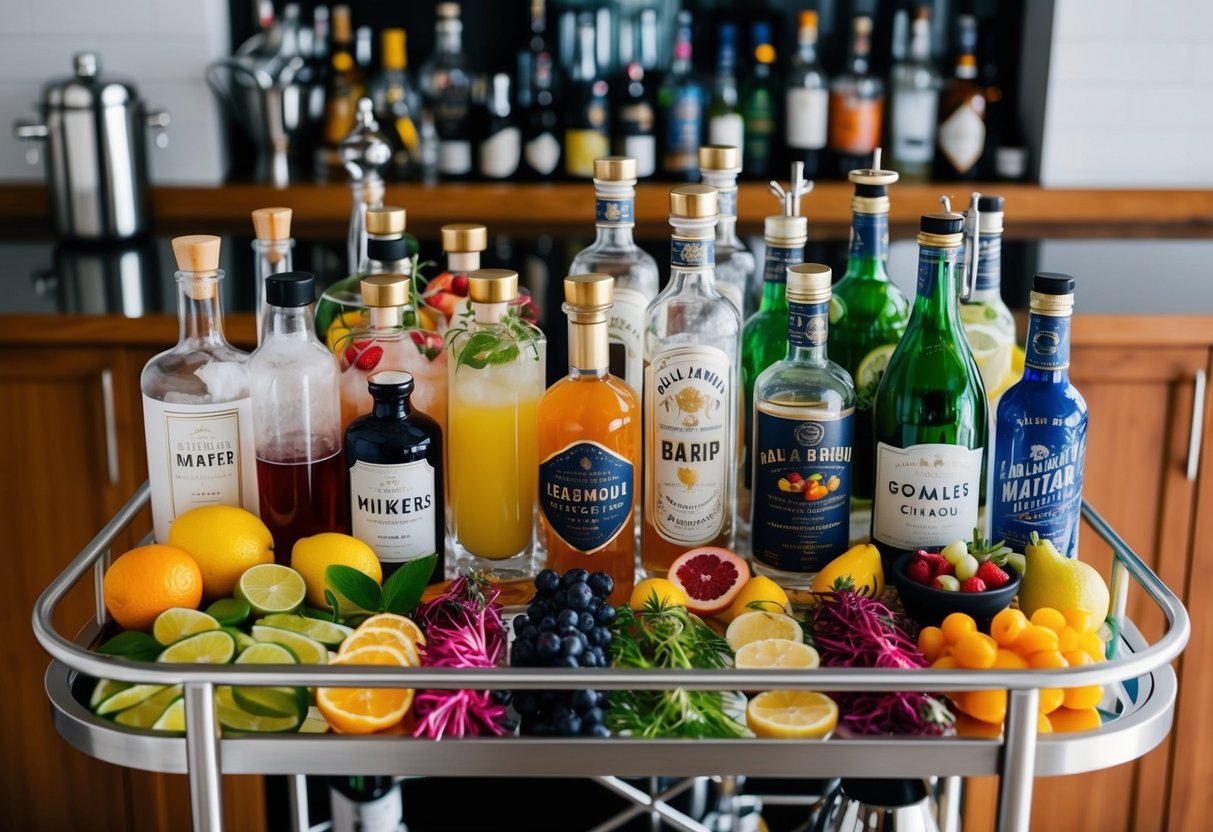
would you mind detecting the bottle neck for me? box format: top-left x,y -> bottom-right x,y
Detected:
669,217 -> 717,284
252,239 -> 294,281
473,300 -> 509,326
369,306 -> 403,330
911,244 -> 962,332
797,32 -> 817,65
1022,309 -> 1072,384
567,313 -> 609,377
574,27 -> 596,80
594,190 -> 637,246
846,210 -> 890,276
700,171 -> 740,246
973,230 -> 1002,293
176,272 -> 227,347
447,251 -> 480,273
786,297 -> 830,364
437,25 -> 461,55
758,241 -> 805,311
262,305 -> 315,343
372,393 -> 412,420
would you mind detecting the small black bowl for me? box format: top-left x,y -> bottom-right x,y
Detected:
891,552 -> 1020,631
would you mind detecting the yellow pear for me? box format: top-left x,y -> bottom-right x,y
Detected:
1018,534 -> 1109,624
811,543 -> 884,599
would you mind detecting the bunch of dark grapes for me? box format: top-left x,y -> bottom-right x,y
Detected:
510,568 -> 616,737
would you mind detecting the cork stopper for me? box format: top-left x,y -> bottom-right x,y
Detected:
361,274 -> 408,307
172,235 -> 221,272
564,273 -> 614,308
698,145 -> 741,172
670,185 -> 718,219
442,222 -> 488,253
468,269 -> 518,304
251,207 -> 292,241
593,156 -> 637,181
366,206 -> 406,236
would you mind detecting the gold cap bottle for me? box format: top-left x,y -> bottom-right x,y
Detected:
669,184 -> 718,220
467,268 -> 518,304
698,145 -> 741,172
593,156 -> 637,182
564,274 -> 613,372
442,222 -> 488,253
361,273 -> 408,307
366,206 -> 406,236
786,263 -> 833,304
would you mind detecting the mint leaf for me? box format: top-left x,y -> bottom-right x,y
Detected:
324,565 -> 383,613
97,631 -> 163,662
382,554 -> 437,615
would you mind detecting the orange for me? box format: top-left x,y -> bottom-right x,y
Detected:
1029,607 -> 1068,635
1048,706 -> 1101,733
1027,650 -> 1068,714
963,688 -> 1008,723
990,608 -> 1028,648
917,626 -> 946,662
1037,712 -> 1054,733
340,627 -> 421,665
1079,630 -> 1106,661
1012,624 -> 1059,656
1063,649 -> 1094,668
993,649 -> 1029,670
954,632 -> 998,670
941,612 -> 977,646
357,613 -> 427,647
103,544 -> 203,630
931,655 -> 958,670
1063,607 -> 1094,634
1063,685 -> 1103,710
955,712 -> 1002,738
1056,626 -> 1080,654
317,645 -> 413,734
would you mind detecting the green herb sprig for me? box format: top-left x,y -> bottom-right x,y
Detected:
444,300 -> 543,372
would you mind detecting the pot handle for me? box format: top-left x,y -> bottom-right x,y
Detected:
13,120 -> 49,165
145,109 -> 170,148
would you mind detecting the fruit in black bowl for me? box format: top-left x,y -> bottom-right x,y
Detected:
891,550 -> 1020,630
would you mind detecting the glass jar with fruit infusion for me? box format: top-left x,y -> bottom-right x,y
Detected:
447,269 -> 547,579
422,222 -> 488,321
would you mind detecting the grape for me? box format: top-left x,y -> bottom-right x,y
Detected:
535,569 -> 561,594
582,706 -> 604,727
553,655 -> 579,668
513,693 -> 538,715
587,724 -> 610,738
570,689 -> 597,713
554,713 -> 582,736
578,612 -> 596,632
560,636 -> 584,658
941,540 -> 969,565
556,609 -> 580,630
595,604 -> 617,626
955,554 -> 980,580
513,614 -> 532,635
589,627 -> 612,648
538,615 -> 557,632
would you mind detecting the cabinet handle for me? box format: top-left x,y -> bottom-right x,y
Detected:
1189,370 -> 1207,482
100,369 -> 119,487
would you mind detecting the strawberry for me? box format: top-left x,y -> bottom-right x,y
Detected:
906,558 -> 932,585
921,552 -> 949,577
937,560 -> 956,578
976,560 -> 1010,588
354,345 -> 384,370
959,577 -> 987,593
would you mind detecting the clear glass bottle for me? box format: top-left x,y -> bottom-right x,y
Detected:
538,274 -> 639,606
657,10 -> 705,181
250,272 -> 346,562
419,2 -> 473,179
251,206 -> 294,344
563,12 -> 610,179
141,236 -> 259,542
568,156 -> 659,395
828,15 -> 884,177
699,144 -> 756,319
888,8 -> 939,181
740,21 -> 776,180
613,8 -> 657,178
871,213 -> 987,574
338,98 -> 390,275
642,185 -> 741,576
960,195 -> 1016,401
707,23 -> 743,159
751,264 -> 856,586
785,11 -> 828,179
992,273 -> 1087,556
447,269 -> 547,578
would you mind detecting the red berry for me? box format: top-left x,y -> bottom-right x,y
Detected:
960,577 -> 987,593
451,274 -> 469,295
977,561 -> 1010,588
343,345 -> 358,366
788,473 -> 804,483
354,345 -> 384,370
906,559 -> 932,585
937,561 -> 956,577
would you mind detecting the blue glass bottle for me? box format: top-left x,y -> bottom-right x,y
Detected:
992,273 -> 1087,556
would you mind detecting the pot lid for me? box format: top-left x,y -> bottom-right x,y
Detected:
43,53 -> 140,110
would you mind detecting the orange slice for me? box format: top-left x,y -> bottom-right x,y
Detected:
357,613 -> 427,647
316,645 -> 413,734
339,626 -> 420,665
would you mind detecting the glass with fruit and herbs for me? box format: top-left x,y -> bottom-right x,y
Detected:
447,269 -> 547,579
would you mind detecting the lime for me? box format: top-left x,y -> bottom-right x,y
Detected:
215,686 -> 301,733
855,344 -> 897,397
828,296 -> 845,324
151,698 -> 186,732
232,642 -> 308,720
95,683 -> 170,716
221,626 -> 257,655
235,564 -> 307,616
114,685 -> 184,728
157,630 -> 236,664
960,302 -> 998,324
206,597 -> 252,627
89,679 -> 130,710
258,613 -> 354,649
299,706 -> 331,734
152,607 -> 220,646
251,625 -> 329,665
236,641 -> 299,664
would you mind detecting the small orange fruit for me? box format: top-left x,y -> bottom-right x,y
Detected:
1012,624 -> 1060,656
1048,706 -> 1101,733
1078,630 -> 1106,661
964,688 -> 1008,723
990,608 -> 1029,648
103,544 -> 203,630
1029,607 -> 1068,635
1063,607 -> 1094,634
917,626 -> 947,662
954,632 -> 998,670
1063,685 -> 1104,710
941,612 -> 977,646
1027,650 -> 1068,714
955,712 -> 1002,738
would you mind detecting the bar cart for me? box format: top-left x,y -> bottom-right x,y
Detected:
34,483 -> 1189,832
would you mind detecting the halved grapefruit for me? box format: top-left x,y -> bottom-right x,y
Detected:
667,547 -> 750,617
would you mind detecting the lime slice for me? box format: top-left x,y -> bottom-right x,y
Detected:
855,344 -> 897,397
89,679 -> 130,710
151,698 -> 186,732
235,564 -> 307,616
157,630 -> 236,664
95,683 -> 169,716
960,302 -> 999,324
828,296 -> 845,324
258,613 -> 354,649
114,685 -> 184,729
299,706 -> 331,734
251,625 -> 329,665
221,626 -> 257,655
236,641 -> 299,664
152,608 -> 220,646
215,686 -> 301,733
231,640 -> 308,720
206,597 -> 252,628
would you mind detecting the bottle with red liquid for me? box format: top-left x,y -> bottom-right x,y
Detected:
251,272 -> 348,561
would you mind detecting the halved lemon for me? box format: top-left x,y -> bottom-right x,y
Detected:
733,638 -> 820,670
745,690 -> 838,739
726,611 -> 805,653
316,645 -> 414,734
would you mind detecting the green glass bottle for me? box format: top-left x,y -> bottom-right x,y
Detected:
828,153 -> 909,500
870,212 -> 987,574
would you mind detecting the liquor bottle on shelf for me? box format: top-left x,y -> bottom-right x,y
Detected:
338,98 -> 390,275
520,48 -> 562,180
828,15 -> 883,178
305,6 -> 330,139
538,273 -> 640,606
785,11 -> 828,179
447,269 -> 546,579
887,7 -> 939,181
354,25 -> 372,82
751,264 -> 855,586
642,185 -> 741,576
478,73 -> 521,179
871,212 -> 987,573
960,195 -> 1016,400
568,156 -> 659,395
329,777 -> 405,832
699,144 -> 757,319
370,28 -> 421,180
828,150 -> 909,501
419,2 -> 473,180
564,12 -> 610,179
322,5 -> 359,160
141,236 -> 259,543
992,273 -> 1087,556
657,10 -> 705,181
251,206 -> 294,344
251,272 -> 347,562
936,14 -> 987,181
741,21 -> 777,180
707,23 -> 744,158
613,9 -> 657,178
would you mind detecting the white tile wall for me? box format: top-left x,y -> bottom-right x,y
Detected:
1040,0 -> 1213,187
0,0 -> 228,185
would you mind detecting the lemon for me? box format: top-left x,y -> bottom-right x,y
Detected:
963,322 -> 1013,394
114,685 -> 184,728
726,611 -> 805,652
746,690 -> 838,739
326,310 -> 370,355
855,344 -> 896,398
168,506 -> 274,598
259,613 -> 354,649
630,577 -> 689,610
810,543 -> 884,599
734,638 -> 820,670
725,576 -> 790,623
251,625 -> 329,665
151,698 -> 187,732
152,608 -> 220,646
1019,536 -> 1110,625
157,630 -> 236,664
291,533 -> 383,610
235,563 -> 307,616
95,683 -> 171,716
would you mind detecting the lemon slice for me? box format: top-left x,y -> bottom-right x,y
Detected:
357,613 -> 428,647
259,613 -> 354,649
215,686 -> 302,733
726,611 -> 805,653
236,564 -> 307,616
338,627 -> 420,665
746,690 -> 838,739
251,625 -> 329,664
114,685 -> 184,729
733,638 -> 820,670
299,705 -> 331,734
153,608 -> 220,646
152,698 -> 187,732
95,683 -> 170,716
855,344 -> 896,397
89,679 -> 130,710
157,630 -> 236,664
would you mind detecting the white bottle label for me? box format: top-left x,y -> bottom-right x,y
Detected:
873,442 -> 983,550
142,396 -> 259,543
479,126 -> 521,178
349,459 -> 437,563
438,139 -> 472,175
892,89 -> 938,164
938,104 -> 986,175
785,87 -> 828,150
330,784 -> 402,832
623,134 -> 657,178
708,113 -> 745,156
645,345 -> 733,545
526,131 -> 561,175
609,287 -> 649,395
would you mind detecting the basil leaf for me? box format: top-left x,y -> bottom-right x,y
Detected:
97,630 -> 163,662
324,565 -> 383,613
382,554 -> 438,615
456,331 -> 502,370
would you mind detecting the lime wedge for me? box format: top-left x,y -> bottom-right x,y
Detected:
215,686 -> 301,733
236,564 -> 307,616
855,343 -> 897,397
95,683 -> 169,716
206,597 -> 252,628
151,698 -> 187,732
300,706 -> 330,734
221,626 -> 257,655
114,685 -> 184,728
251,625 -> 328,665
152,608 -> 220,646
236,641 -> 299,664
232,641 -> 308,719
157,630 -> 236,664
258,613 -> 354,649
89,679 -> 130,710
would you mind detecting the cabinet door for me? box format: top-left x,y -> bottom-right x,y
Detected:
963,345 -> 1206,831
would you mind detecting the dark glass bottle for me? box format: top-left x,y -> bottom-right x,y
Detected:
828,15 -> 883,178
564,12 -> 610,178
613,9 -> 657,178
657,10 -> 705,180
935,15 -> 987,181
329,777 -> 404,832
345,371 -> 444,580
741,21 -> 777,179
521,49 -> 562,179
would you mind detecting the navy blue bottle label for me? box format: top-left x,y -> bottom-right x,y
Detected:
751,405 -> 854,573
788,301 -> 829,348
761,244 -> 804,284
848,212 -> 888,261
540,441 -> 634,554
671,238 -> 715,270
1025,313 -> 1072,370
718,188 -> 738,219
975,232 -> 1002,292
596,197 -> 634,226
665,89 -> 703,157
916,246 -> 959,297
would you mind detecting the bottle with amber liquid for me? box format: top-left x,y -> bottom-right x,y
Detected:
935,15 -> 987,181
827,15 -> 883,178
538,274 -> 639,606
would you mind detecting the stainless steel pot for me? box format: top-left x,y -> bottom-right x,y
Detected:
13,53 -> 168,240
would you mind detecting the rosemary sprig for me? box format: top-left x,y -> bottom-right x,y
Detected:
444,299 -> 544,373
